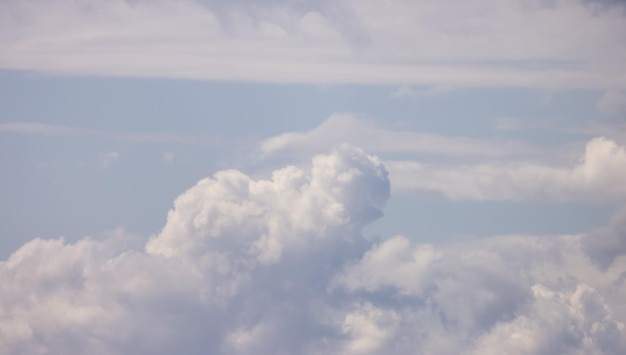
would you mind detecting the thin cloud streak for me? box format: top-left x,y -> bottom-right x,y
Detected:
260,114 -> 547,160
0,122 -> 251,145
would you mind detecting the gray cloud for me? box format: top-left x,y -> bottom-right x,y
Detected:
583,207 -> 626,270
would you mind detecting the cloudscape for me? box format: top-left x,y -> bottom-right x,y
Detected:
1,0 -> 625,354
3,147 -> 625,354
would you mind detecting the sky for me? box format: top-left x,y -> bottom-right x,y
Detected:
1,0 -> 626,354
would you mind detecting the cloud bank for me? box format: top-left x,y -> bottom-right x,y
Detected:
260,114 -> 541,159
1,146 -> 625,354
388,137 -> 626,202
1,0 -> 625,88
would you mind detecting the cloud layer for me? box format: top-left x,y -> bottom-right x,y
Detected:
2,0 -> 625,88
388,137 -> 626,202
1,146 -> 625,354
260,114 -> 541,159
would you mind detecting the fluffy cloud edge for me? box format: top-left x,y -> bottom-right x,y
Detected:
1,145 -> 625,354
387,136 -> 626,202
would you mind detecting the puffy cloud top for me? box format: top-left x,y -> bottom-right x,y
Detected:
0,146 -> 624,354
147,144 -> 389,263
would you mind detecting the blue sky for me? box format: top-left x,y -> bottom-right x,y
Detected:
1,1 -> 626,354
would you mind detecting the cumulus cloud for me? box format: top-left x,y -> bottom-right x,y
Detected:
390,85 -> 455,99
583,207 -> 626,270
388,136 -> 626,202
334,233 -> 626,354
260,114 -> 540,159
146,144 -> 389,264
1,0 -> 625,88
1,146 -> 625,354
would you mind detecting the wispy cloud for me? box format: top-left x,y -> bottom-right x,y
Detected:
163,152 -> 176,164
1,0 -> 624,88
0,122 -> 246,145
99,152 -> 120,170
390,85 -> 455,99
260,114 -> 545,159
387,137 -> 626,202
597,90 -> 626,117
0,122 -> 86,135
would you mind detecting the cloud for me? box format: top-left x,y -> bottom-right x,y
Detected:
597,90 -> 626,118
583,207 -> 626,270
390,85 -> 454,99
0,122 -> 241,144
260,114 -> 541,159
146,144 -> 390,263
1,146 -> 625,354
387,136 -> 626,202
554,121 -> 626,152
333,233 -> 626,354
100,152 -> 120,169
0,122 -> 86,135
493,117 -> 525,131
1,0 -> 625,88
163,152 -> 176,164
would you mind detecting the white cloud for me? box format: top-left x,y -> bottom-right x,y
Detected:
387,136 -> 626,202
597,90 -> 626,117
390,85 -> 455,99
146,145 -> 389,264
1,0 -> 625,88
163,152 -> 175,164
100,152 -> 120,169
260,114 -> 541,159
472,283 -> 626,355
0,122 -> 231,144
1,146 -> 625,354
334,232 -> 626,354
